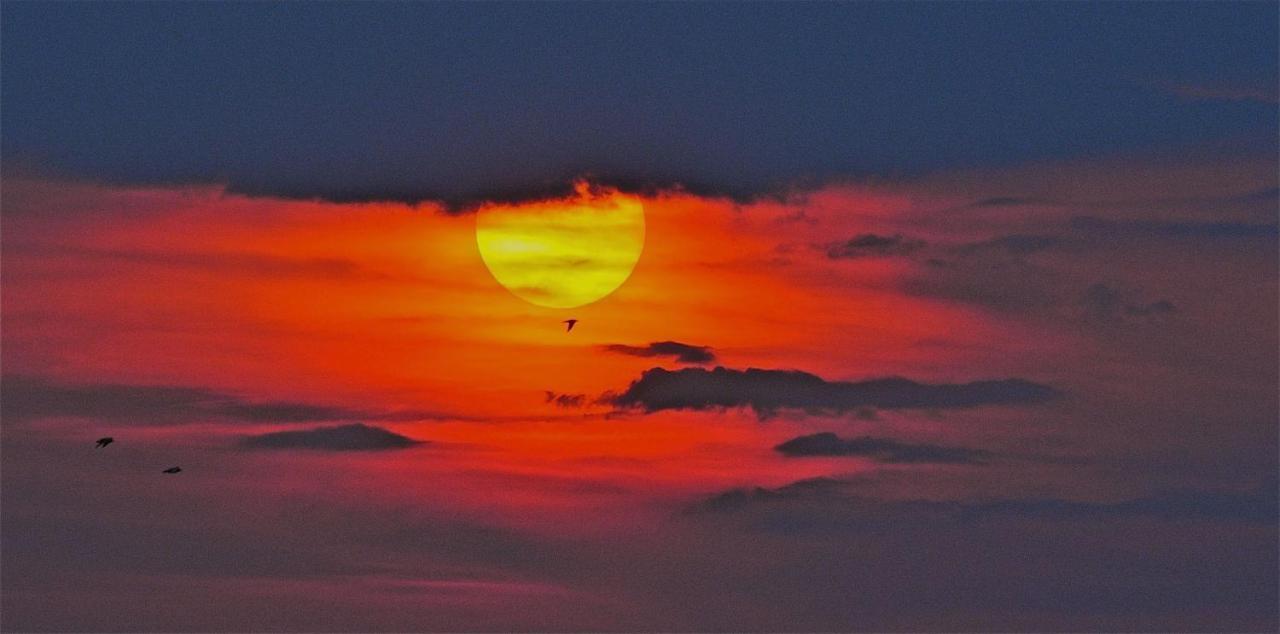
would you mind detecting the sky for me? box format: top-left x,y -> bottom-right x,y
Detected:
1,2 -> 1277,632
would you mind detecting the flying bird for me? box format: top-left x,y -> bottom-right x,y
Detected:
95,437 -> 114,448
162,466 -> 182,474
563,319 -> 578,332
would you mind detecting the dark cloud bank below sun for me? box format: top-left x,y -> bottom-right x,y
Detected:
606,367 -> 1057,417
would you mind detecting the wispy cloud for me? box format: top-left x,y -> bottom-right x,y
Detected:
824,233 -> 927,259
600,341 -> 716,365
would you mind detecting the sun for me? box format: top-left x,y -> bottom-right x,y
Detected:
475,182 -> 646,309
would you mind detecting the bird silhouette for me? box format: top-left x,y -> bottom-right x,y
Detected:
162,466 -> 182,474
95,437 -> 114,448
563,319 -> 578,332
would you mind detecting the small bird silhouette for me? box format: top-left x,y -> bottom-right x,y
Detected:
563,319 -> 578,332
95,437 -> 114,448
162,466 -> 182,474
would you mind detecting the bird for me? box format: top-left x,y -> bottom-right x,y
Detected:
562,319 -> 578,332
95,437 -> 114,448
162,466 -> 182,474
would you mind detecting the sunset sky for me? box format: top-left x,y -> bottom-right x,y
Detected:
2,3 -> 1277,632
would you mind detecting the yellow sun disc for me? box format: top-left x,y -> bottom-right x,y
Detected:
475,183 -> 646,309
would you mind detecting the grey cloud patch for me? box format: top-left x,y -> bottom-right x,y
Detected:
774,432 -> 991,464
969,196 -> 1042,208
695,476 -> 851,513
693,477 -> 1278,526
969,489 -> 1279,524
1070,215 -> 1279,239
238,424 -> 424,451
606,367 -> 1057,417
544,391 -> 588,408
0,375 -> 440,425
1159,81 -> 1280,104
1080,284 -> 1177,323
1124,300 -> 1177,317
825,233 -> 926,259
601,341 -> 716,365
955,234 -> 1063,257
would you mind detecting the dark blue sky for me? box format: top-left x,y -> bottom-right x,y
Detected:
3,2 -> 1276,206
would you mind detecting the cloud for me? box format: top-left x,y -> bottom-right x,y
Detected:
0,374 -> 439,426
544,391 -> 588,408
1070,216 -> 1279,239
1159,81 -> 1279,104
824,233 -> 927,259
1079,284 -> 1177,323
600,341 -> 716,365
774,432 -> 991,464
12,245 -> 401,282
955,234 -> 1063,257
968,196 -> 1042,208
238,424 -> 424,451
606,367 -> 1057,417
694,477 -> 1278,525
695,476 -> 851,513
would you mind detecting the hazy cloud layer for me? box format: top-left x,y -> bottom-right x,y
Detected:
1070,216 -> 1279,239
0,375 -> 436,426
695,477 -> 1279,525
607,367 -> 1057,416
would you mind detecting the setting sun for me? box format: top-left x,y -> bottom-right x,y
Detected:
474,182 -> 645,308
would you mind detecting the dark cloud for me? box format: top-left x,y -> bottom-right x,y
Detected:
970,196 -> 1042,208
774,432 -> 991,464
955,234 -> 1063,256
606,367 -> 1057,417
601,341 -> 716,365
694,477 -> 1278,525
969,489 -> 1278,524
0,374 -> 439,425
1070,215 -> 1279,239
544,391 -> 588,408
1124,300 -> 1177,318
1160,81 -> 1280,104
696,476 -> 851,513
238,423 -> 424,451
4,3 -> 1276,212
825,233 -> 927,259
1080,284 -> 1177,323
